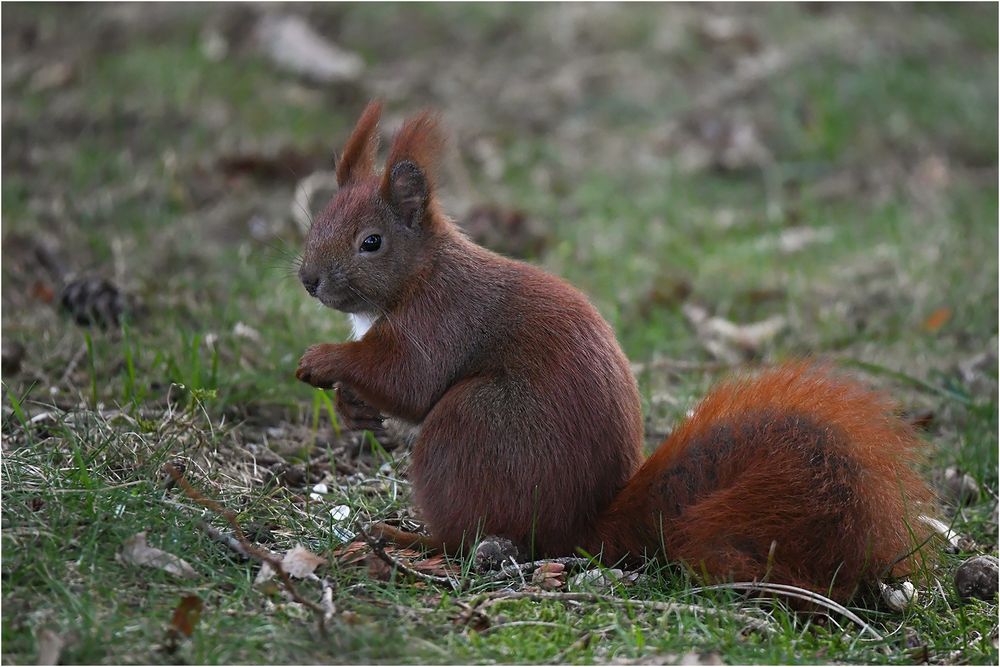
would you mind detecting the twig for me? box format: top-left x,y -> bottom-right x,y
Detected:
200,523 -> 255,560
358,526 -> 461,591
475,590 -> 774,634
163,463 -> 330,633
689,582 -> 882,640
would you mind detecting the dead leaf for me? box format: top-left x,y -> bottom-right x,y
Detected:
683,303 -> 786,362
411,554 -> 455,578
119,532 -> 198,579
35,627 -> 64,666
168,595 -> 203,639
254,14 -> 363,84
922,307 -> 952,333
282,545 -> 326,578
255,544 -> 326,584
331,540 -> 370,565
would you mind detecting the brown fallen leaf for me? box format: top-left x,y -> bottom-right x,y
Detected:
283,545 -> 327,578
168,595 -> 204,638
119,532 -> 198,579
331,540 -> 370,565
682,303 -> 786,362
922,307 -> 952,333
410,554 -> 456,579
255,544 -> 326,584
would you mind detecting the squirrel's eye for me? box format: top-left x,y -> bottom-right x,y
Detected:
360,234 -> 382,253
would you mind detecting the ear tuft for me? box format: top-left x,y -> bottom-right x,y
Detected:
387,161 -> 429,228
380,111 -> 445,218
336,99 -> 382,186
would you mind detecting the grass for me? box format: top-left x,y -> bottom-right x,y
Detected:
2,3 -> 997,664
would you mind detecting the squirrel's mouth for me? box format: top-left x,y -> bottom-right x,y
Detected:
317,290 -> 365,314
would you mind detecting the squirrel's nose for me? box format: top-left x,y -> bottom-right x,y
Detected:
300,273 -> 320,297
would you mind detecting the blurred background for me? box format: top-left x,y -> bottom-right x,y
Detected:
2,3 -> 997,663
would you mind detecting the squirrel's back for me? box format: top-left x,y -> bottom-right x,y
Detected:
409,237 -> 644,556
594,363 -> 934,602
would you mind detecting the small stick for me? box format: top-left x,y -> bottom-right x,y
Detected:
200,523 -> 256,560
358,526 -> 461,591
690,582 -> 881,640
163,464 -> 329,632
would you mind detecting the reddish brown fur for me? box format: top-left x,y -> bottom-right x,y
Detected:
298,103 -> 936,600
335,99 -> 382,186
594,363 -> 934,601
298,103 -> 643,557
379,111 -> 445,197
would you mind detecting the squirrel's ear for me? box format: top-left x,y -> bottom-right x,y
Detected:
335,100 -> 382,187
381,110 -> 444,227
386,161 -> 428,228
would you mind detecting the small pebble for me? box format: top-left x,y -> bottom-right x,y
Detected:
879,580 -> 918,611
308,492 -> 323,502
955,555 -> 999,601
329,504 -> 350,522
312,483 -> 328,495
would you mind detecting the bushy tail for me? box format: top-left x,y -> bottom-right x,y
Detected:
594,362 -> 936,603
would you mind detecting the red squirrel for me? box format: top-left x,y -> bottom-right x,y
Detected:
295,101 -> 935,603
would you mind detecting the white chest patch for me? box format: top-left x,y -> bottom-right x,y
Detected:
349,312 -> 379,340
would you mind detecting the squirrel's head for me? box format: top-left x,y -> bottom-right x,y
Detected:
299,100 -> 445,314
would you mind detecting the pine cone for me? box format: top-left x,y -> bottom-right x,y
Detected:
60,276 -> 131,327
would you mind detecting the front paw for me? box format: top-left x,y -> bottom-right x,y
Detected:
295,344 -> 337,389
336,384 -> 385,432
